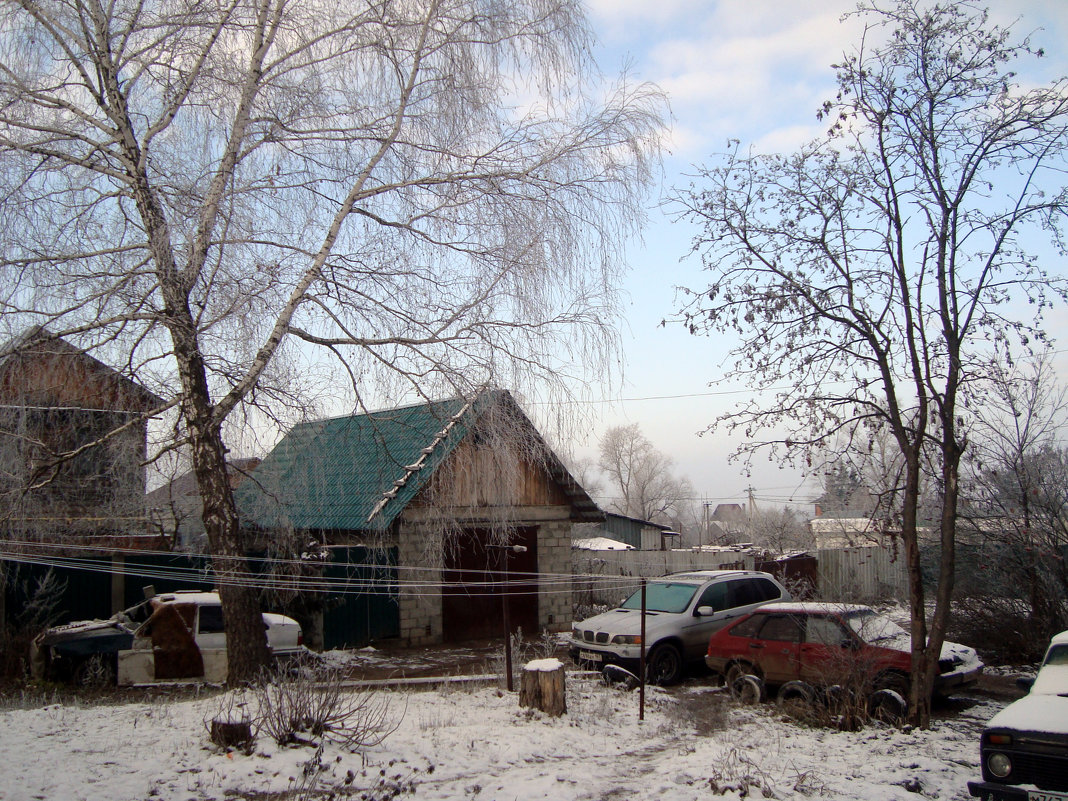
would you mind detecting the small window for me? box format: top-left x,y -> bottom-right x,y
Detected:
758,614 -> 803,643
697,581 -> 728,610
198,605 -> 225,634
1044,644 -> 1068,667
725,579 -> 764,609
805,615 -> 848,646
753,577 -> 784,602
730,614 -> 767,638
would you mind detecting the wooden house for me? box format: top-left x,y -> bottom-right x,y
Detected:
0,329 -> 162,541
236,389 -> 602,646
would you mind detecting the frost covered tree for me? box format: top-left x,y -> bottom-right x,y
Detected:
0,0 -> 664,681
675,1 -> 1068,724
598,424 -> 692,524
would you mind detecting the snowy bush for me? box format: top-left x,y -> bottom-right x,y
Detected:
252,657 -> 402,749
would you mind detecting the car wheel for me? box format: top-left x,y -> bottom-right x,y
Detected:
868,688 -> 907,725
73,654 -> 116,688
725,661 -> 756,690
647,643 -> 683,686
731,674 -> 765,704
777,680 -> 815,715
874,671 -> 909,696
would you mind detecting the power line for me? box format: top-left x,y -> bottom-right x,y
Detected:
0,541 -> 658,599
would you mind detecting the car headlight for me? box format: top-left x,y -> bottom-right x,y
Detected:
611,634 -> 642,645
986,752 -> 1012,779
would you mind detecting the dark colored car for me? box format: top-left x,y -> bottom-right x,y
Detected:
968,629 -> 1068,800
705,602 -> 982,698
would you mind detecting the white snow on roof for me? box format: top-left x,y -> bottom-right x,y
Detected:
572,536 -> 634,551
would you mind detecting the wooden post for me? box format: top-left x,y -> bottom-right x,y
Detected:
519,658 -> 566,716
639,578 -> 646,721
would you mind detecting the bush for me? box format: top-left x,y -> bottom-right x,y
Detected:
252,655 -> 402,749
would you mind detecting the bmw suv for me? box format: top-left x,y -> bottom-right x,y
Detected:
569,570 -> 789,684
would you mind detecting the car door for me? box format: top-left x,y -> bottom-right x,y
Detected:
798,613 -> 856,686
746,613 -> 803,684
679,580 -> 731,659
194,603 -> 229,682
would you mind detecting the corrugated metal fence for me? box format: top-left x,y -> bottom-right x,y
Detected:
572,546 -> 908,607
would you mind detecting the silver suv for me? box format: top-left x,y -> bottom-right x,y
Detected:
569,570 -> 790,684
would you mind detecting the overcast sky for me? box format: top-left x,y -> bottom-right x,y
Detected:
557,1 -> 1068,515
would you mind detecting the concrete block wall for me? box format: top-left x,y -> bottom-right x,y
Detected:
396,525 -> 443,646
537,519 -> 573,631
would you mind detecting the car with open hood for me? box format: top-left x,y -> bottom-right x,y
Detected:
704,606 -> 978,704
32,590 -> 303,685
704,602 -> 982,700
968,629 -> 1068,800
569,570 -> 790,684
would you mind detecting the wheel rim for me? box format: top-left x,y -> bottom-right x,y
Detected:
725,662 -> 751,688
649,646 -> 681,685
733,674 -> 764,704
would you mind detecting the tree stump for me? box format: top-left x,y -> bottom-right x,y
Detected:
210,717 -> 253,749
519,658 -> 566,716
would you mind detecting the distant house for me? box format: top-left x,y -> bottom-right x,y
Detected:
0,330 -> 165,631
0,329 -> 161,542
809,515 -> 886,549
236,389 -> 602,646
574,512 -> 673,550
146,457 -> 261,550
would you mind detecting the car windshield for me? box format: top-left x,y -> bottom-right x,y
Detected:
844,610 -> 907,643
620,582 -> 698,613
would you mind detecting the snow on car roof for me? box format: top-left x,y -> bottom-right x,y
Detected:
754,601 -> 874,615
1051,629 -> 1068,646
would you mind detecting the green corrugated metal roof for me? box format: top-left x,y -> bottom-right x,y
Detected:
236,394 -> 477,532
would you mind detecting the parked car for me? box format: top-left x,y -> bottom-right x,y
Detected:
705,602 -> 982,699
569,570 -> 790,684
968,629 -> 1068,799
32,590 -> 304,685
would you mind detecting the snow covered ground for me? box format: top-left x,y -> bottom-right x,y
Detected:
0,672 -> 1000,801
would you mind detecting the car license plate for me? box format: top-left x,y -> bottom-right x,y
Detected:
1030,792 -> 1068,801
579,650 -> 602,663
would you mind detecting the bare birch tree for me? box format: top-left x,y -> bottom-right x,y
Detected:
674,1 -> 1068,725
959,351 -> 1068,654
598,423 -> 692,524
0,0 -> 665,681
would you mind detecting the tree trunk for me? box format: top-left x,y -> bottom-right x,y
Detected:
519,660 -> 566,717
171,320 -> 270,684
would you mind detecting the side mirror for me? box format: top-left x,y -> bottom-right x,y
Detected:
1016,676 -> 1035,693
695,605 -> 716,617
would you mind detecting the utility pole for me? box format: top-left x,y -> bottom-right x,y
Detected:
747,486 -> 757,539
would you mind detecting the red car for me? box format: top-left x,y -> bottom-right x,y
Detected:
705,602 -> 982,698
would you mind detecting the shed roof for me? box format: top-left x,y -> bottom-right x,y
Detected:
237,389 -> 601,533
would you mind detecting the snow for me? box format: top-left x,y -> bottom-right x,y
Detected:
985,693 -> 1068,736
983,652 -> 1068,735
524,658 -> 563,672
0,674 -> 999,801
571,536 -> 634,550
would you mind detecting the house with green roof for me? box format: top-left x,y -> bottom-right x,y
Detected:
236,389 -> 602,647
